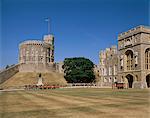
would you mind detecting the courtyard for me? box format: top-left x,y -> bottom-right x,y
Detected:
0,88 -> 149,118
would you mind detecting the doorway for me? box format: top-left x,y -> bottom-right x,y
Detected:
146,74 -> 150,88
126,74 -> 134,88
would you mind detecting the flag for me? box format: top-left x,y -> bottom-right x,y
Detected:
45,18 -> 50,22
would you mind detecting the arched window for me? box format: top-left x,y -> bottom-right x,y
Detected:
125,50 -> 133,70
145,48 -> 150,69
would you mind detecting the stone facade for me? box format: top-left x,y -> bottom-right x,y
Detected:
99,46 -> 118,87
99,25 -> 150,88
19,34 -> 55,72
118,25 -> 150,88
56,62 -> 64,74
0,64 -> 19,84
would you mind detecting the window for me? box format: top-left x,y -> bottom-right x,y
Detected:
109,66 -> 112,75
125,50 -> 133,70
113,65 -> 117,75
120,55 -> 123,69
145,48 -> 150,69
135,52 -> 138,65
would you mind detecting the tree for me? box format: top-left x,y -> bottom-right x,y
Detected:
62,57 -> 95,83
5,65 -> 10,69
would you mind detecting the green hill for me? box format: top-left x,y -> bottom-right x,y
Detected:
0,72 -> 67,89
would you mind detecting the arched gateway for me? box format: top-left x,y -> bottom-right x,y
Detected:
146,74 -> 150,88
126,74 -> 134,88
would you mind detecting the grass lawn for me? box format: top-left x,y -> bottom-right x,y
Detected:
0,88 -> 149,118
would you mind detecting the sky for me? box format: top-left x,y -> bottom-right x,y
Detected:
0,0 -> 149,69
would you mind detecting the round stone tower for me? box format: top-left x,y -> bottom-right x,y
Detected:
19,34 -> 55,72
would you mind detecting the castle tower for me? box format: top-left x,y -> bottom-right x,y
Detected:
118,26 -> 150,88
43,34 -> 54,64
19,34 -> 55,72
99,46 -> 118,86
18,18 -> 55,72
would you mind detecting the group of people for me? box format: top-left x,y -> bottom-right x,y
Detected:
24,85 -> 62,90
113,81 -> 128,89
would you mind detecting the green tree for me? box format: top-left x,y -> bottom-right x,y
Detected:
62,57 -> 95,83
5,65 -> 10,69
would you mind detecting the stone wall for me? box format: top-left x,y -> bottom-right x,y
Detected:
99,46 -> 118,84
117,26 -> 150,88
19,35 -> 55,65
56,62 -> 64,74
19,63 -> 55,72
0,64 -> 19,84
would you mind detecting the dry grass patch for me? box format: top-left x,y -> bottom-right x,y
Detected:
0,88 -> 149,118
0,72 -> 67,89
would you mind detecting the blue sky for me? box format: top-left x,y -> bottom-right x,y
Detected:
0,0 -> 149,69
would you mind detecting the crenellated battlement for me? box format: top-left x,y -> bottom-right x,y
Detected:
19,40 -> 43,47
118,25 -> 150,40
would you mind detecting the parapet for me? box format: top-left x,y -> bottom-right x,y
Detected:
118,25 -> 150,40
43,34 -> 54,40
19,40 -> 43,47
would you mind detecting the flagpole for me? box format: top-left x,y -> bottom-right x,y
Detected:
45,18 -> 50,34
48,18 -> 50,34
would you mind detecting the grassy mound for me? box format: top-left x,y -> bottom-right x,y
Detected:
0,72 -> 67,89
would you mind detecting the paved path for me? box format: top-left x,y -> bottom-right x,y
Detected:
0,88 -> 24,92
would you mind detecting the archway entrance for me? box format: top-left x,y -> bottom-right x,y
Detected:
126,74 -> 134,88
146,74 -> 150,88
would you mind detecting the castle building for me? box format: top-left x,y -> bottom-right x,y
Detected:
118,25 -> 150,88
99,46 -> 118,87
19,34 -> 55,72
99,26 -> 150,88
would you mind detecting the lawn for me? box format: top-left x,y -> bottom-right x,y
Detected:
0,88 -> 149,118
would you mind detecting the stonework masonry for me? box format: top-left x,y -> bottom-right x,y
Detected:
19,34 -> 55,72
0,34 -> 57,85
1,25 -> 150,89
0,64 -> 19,84
56,62 -> 64,74
99,46 -> 118,87
99,25 -> 150,88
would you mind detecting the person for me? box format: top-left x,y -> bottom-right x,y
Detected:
39,73 -> 41,78
114,78 -> 118,88
37,73 -> 44,86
